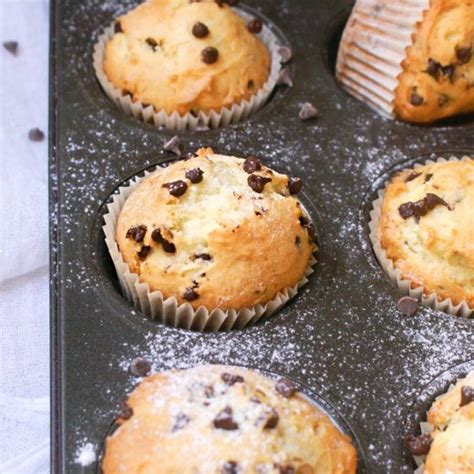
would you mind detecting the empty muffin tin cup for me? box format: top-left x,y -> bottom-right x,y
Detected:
102,169 -> 317,332
93,9 -> 285,130
369,155 -> 473,318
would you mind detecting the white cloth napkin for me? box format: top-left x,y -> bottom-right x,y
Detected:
0,0 -> 50,472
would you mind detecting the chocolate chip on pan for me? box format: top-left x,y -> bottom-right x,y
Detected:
3,41 -> 19,56
396,296 -> 419,316
299,102 -> 319,121
213,406 -> 239,430
28,128 -> 45,142
163,135 -> 182,156
243,156 -> 262,173
404,433 -> 432,455
192,22 -> 209,39
247,18 -> 263,34
163,180 -> 188,197
248,174 -> 271,193
117,400 -> 133,420
129,357 -> 151,377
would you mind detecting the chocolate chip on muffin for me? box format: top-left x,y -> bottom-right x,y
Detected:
201,46 -> 219,64
248,174 -> 271,193
213,406 -> 239,430
192,22 -> 209,39
137,245 -> 152,260
126,225 -> 147,243
247,18 -> 263,34
243,156 -> 262,173
186,167 -> 204,183
183,287 -> 199,301
460,386 -> 474,407
221,372 -> 244,385
288,177 -> 303,195
455,45 -> 472,64
275,378 -> 297,398
163,180 -> 188,197
129,357 -> 152,377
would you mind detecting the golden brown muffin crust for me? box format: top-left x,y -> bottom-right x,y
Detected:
102,365 -> 357,474
103,0 -> 271,115
394,0 -> 474,123
116,149 -> 315,311
378,159 -> 474,307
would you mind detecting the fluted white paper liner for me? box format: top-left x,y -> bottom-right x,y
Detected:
369,155 -> 473,318
336,0 -> 430,118
103,170 -> 316,332
93,9 -> 284,130
412,370 -> 474,472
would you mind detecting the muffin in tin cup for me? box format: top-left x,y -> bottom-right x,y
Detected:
369,155 -> 474,317
103,148 -> 317,331
102,364 -> 358,473
93,0 -> 286,130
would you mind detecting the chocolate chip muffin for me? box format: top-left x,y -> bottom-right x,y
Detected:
114,148 -> 315,312
404,372 -> 474,473
336,0 -> 474,123
102,0 -> 271,116
376,159 -> 474,308
102,365 -> 358,473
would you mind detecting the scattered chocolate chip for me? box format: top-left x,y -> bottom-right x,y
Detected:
398,193 -> 448,220
28,128 -> 45,142
441,65 -> 455,79
397,296 -> 419,316
114,21 -> 123,33
299,102 -> 319,120
460,386 -> 474,407
129,357 -> 151,377
137,245 -> 151,260
151,228 -> 163,244
201,46 -> 218,64
222,461 -> 240,474
126,225 -> 147,243
162,239 -> 176,253
183,287 -> 199,301
277,45 -> 292,63
185,167 -> 204,183
163,180 -> 188,197
221,373 -> 244,386
243,156 -> 262,173
426,58 -> 440,77
172,412 -> 190,432
288,177 -> 303,194
163,135 -> 182,156
248,174 -> 271,193
275,378 -> 297,398
194,253 -> 212,261
424,173 -> 433,183
213,406 -> 239,430
405,172 -> 421,182
117,400 -> 133,420
3,41 -> 18,56
404,433 -> 432,456
247,79 -> 254,89
192,22 -> 209,38
247,18 -> 263,34
277,68 -> 293,87
145,37 -> 158,51
263,408 -> 279,429
410,92 -> 423,106
455,45 -> 472,64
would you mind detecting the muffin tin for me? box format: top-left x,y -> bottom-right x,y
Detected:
50,0 -> 474,472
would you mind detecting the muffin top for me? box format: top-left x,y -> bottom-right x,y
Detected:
115,148 -> 315,311
103,0 -> 271,115
378,159 -> 474,307
394,0 -> 474,123
423,372 -> 474,474
102,365 -> 357,474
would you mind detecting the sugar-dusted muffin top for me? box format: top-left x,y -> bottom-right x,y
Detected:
103,0 -> 271,116
102,365 -> 357,474
115,148 -> 315,311
378,159 -> 474,307
395,0 -> 474,123
423,372 -> 474,474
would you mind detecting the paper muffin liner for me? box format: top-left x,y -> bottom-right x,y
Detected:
103,169 -> 317,332
336,0 -> 430,118
411,370 -> 474,472
369,155 -> 473,318
93,9 -> 284,130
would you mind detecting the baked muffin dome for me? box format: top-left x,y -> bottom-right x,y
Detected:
115,148 -> 315,311
378,159 -> 474,307
336,0 -> 474,123
103,0 -> 271,116
103,365 -> 357,473
415,372 -> 474,474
